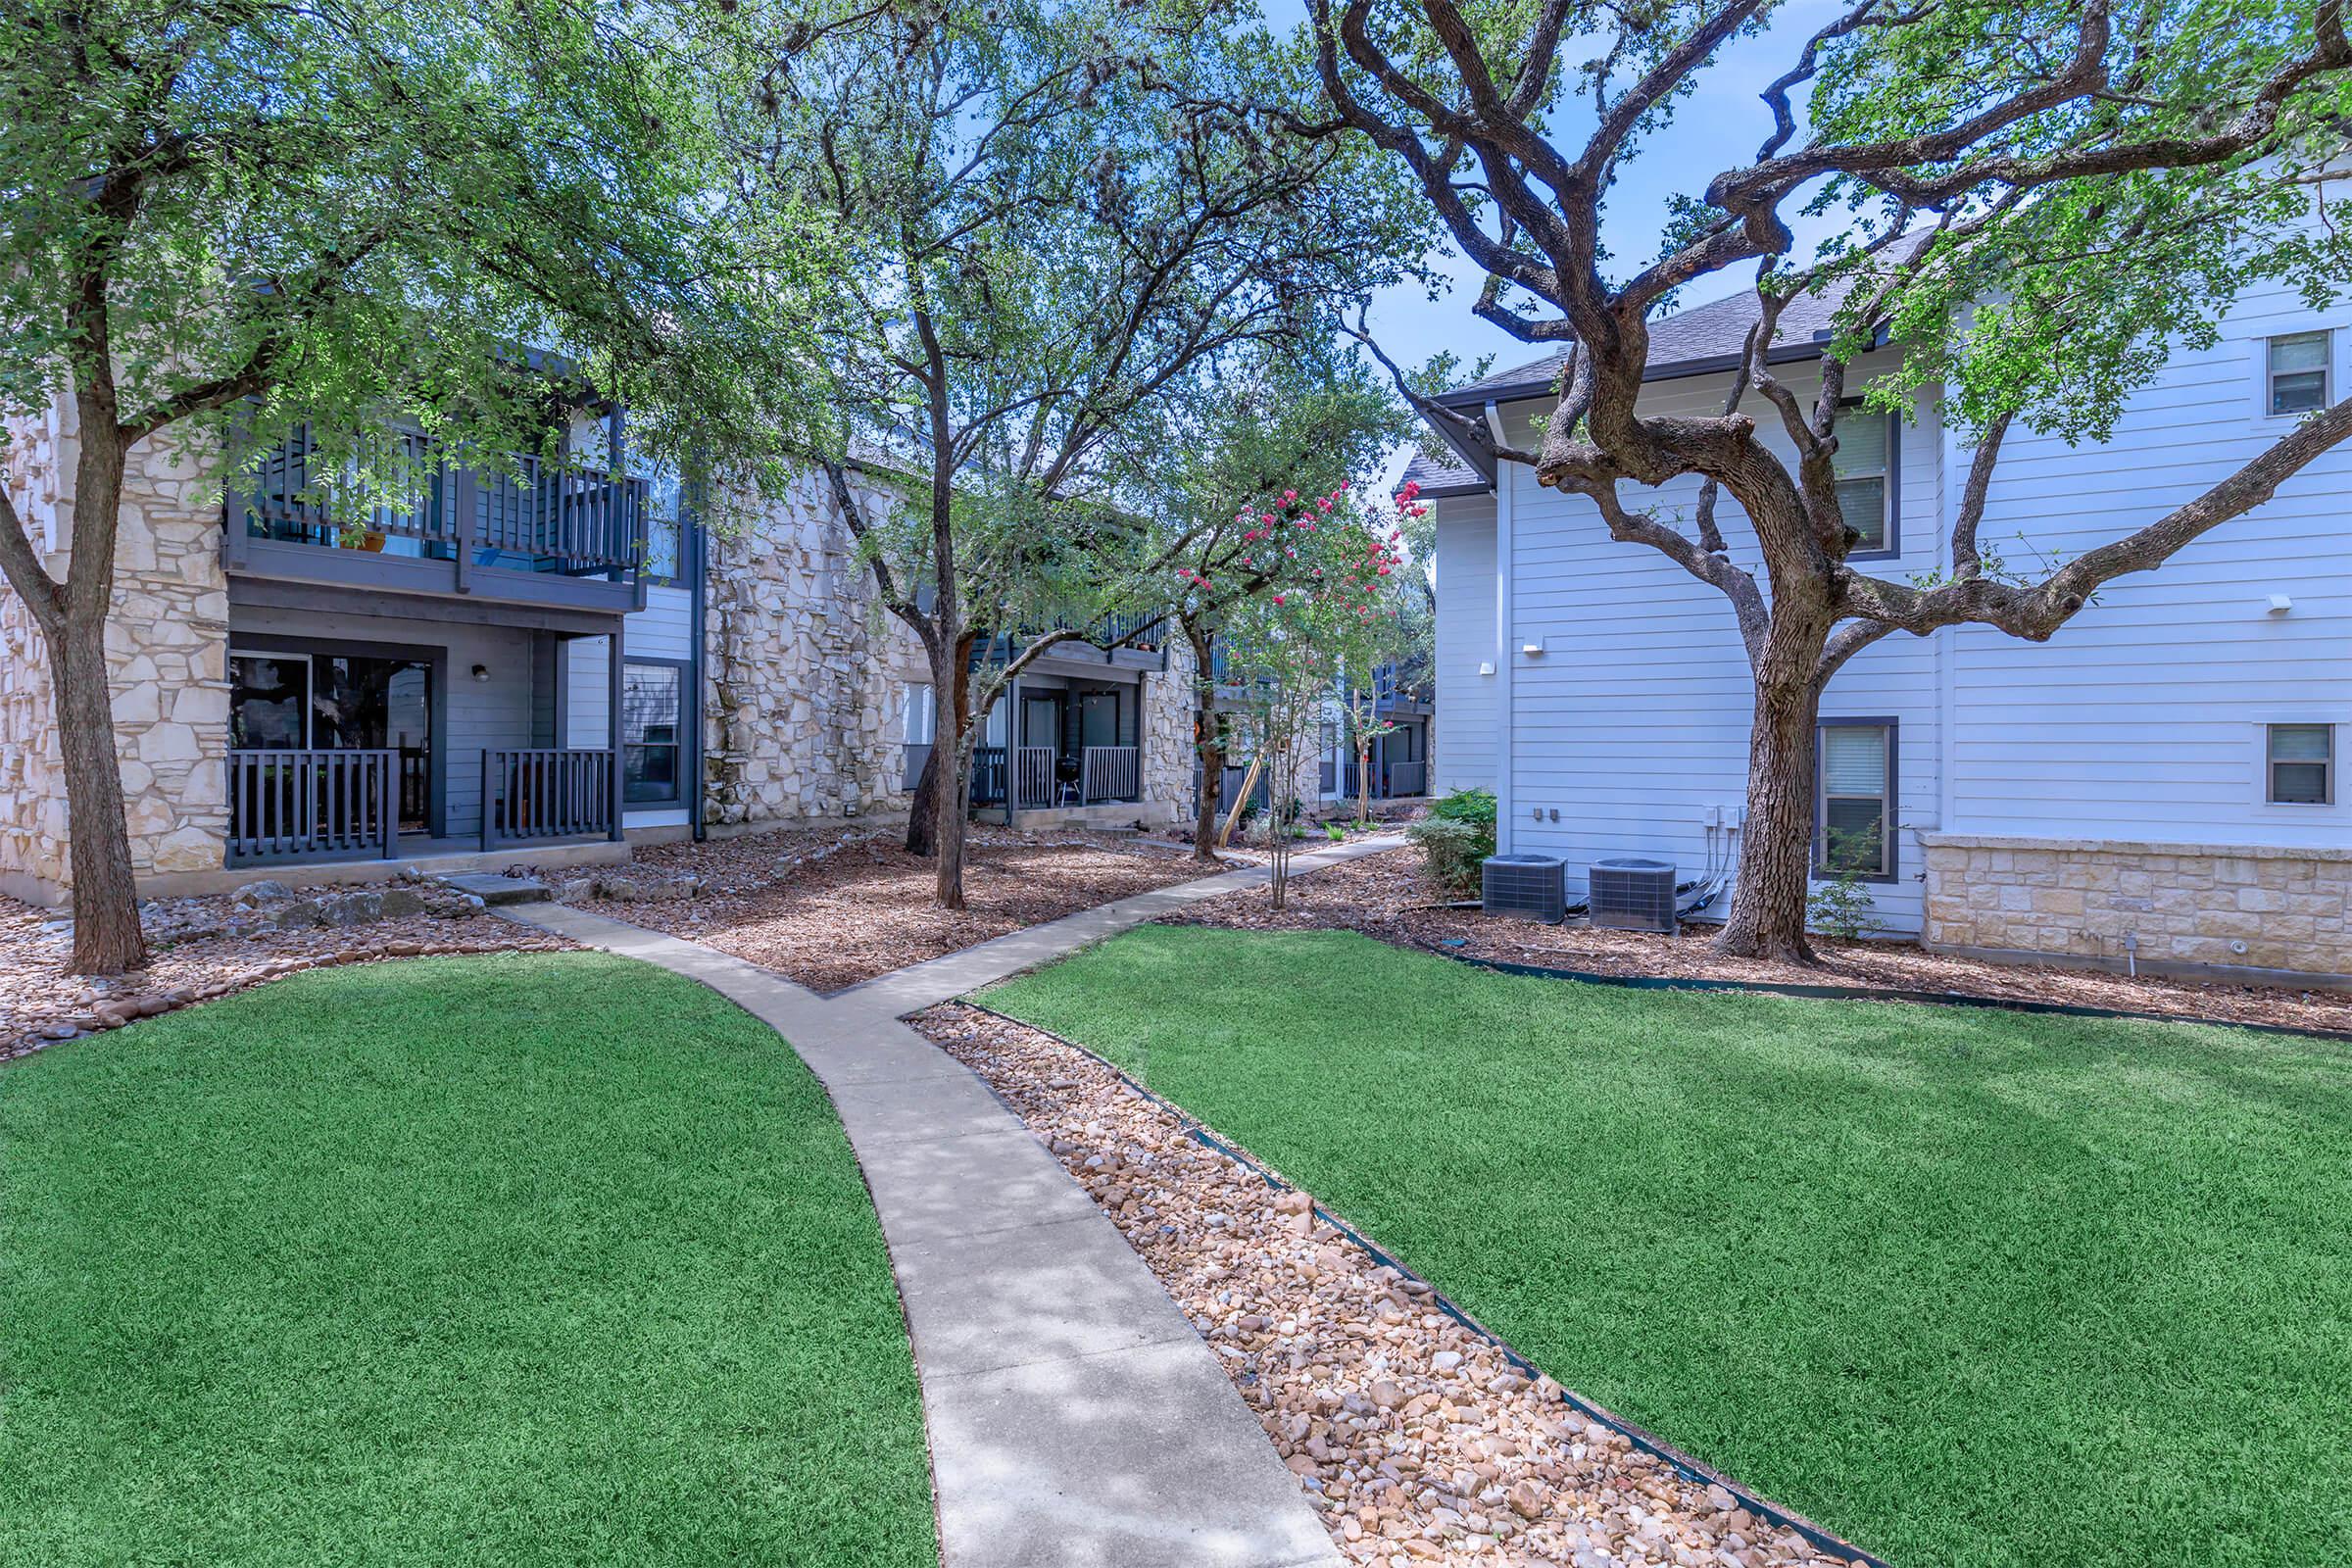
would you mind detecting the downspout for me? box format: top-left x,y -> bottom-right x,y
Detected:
689,508 -> 709,843
1489,400 -> 1515,857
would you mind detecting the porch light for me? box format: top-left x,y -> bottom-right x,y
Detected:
471,663 -> 490,682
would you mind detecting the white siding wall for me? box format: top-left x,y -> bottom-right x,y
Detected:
1943,274 -> 2352,852
1432,493 -> 1499,794
1445,269 -> 2352,938
1486,352 -> 1943,931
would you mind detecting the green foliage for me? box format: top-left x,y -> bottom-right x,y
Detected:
760,0 -> 1431,670
1409,787 -> 1496,891
1805,869 -> 1882,944
1403,815 -> 1484,894
0,1 -> 831,515
991,925 -> 2352,1568
0,954 -> 935,1566
1429,786 -> 1498,845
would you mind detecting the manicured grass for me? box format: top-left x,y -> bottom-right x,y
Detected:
986,925 -> 2352,1568
1,952 -> 934,1568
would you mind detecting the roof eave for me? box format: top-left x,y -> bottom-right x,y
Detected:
1431,338 -> 1830,411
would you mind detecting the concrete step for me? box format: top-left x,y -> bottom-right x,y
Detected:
436,871 -> 552,906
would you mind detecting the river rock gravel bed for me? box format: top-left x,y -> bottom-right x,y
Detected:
0,890 -> 568,1064
919,1002 -> 1870,1568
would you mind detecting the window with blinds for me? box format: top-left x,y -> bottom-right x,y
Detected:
2268,723 -> 2334,805
1817,721 -> 1892,878
2268,331 -> 2330,417
1832,410 -> 1891,556
621,662 -> 682,805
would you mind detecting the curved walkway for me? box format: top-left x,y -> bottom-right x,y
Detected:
507,836 -> 1402,1568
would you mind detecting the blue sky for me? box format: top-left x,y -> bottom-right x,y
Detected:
1249,2 -> 1855,476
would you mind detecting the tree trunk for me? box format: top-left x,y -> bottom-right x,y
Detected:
52,616 -> 145,974
929,642 -> 973,909
1355,734 -> 1372,826
42,418 -> 147,975
905,746 -> 940,857
1187,624 -> 1222,861
1713,669 -> 1825,963
905,635 -> 974,858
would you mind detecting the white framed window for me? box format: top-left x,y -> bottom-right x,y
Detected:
2268,723 -> 2335,805
1816,719 -> 1895,880
2267,330 -> 2331,416
1832,406 -> 1896,558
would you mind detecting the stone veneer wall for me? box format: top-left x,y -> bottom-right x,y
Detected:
1921,832 -> 2352,981
1,402 -> 228,905
702,466 -> 914,829
1139,635 -> 1198,822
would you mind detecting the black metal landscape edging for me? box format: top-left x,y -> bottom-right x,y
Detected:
1435,950 -> 2352,1046
954,998 -> 1892,1568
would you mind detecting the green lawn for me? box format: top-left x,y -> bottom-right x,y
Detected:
1,952 -> 934,1568
986,925 -> 2352,1568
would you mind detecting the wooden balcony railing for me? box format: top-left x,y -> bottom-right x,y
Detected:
228,749 -> 398,861
481,748 -> 615,848
231,424 -> 647,579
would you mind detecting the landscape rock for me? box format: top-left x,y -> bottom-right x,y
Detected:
921,1001 -> 1847,1568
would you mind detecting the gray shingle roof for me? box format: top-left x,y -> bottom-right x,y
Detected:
1434,281 -> 1856,407
1396,444 -> 1487,498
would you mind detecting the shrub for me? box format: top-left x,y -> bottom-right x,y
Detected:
1407,816 -> 1486,895
1806,868 -> 1883,943
1430,788 -> 1495,854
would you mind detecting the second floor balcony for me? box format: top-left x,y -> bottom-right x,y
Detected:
222,424 -> 650,614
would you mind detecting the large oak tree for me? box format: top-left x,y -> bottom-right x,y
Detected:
0,0 -> 830,972
1292,0 -> 2352,959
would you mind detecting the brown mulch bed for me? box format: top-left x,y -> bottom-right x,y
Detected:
1170,848 -> 2352,1036
1,890 -> 568,1064
579,824 -> 1231,994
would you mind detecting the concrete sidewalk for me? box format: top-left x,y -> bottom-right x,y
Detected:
507,837 -> 1399,1568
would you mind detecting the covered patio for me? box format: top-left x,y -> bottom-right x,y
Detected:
222,592 -> 642,867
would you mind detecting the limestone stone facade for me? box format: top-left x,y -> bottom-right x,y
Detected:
1139,635 -> 1199,820
1922,832 -> 2352,981
702,467 -> 916,829
1,403 -> 227,906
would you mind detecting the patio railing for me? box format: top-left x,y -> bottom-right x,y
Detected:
233,423 -> 647,578
1013,745 -> 1056,809
228,748 -> 398,861
1080,745 -> 1139,804
1388,760 -> 1429,797
481,748 -> 615,848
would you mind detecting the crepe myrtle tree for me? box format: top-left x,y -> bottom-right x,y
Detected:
1154,350 -> 1405,858
1215,493 -> 1408,904
1290,0 -> 2352,960
1334,480 -> 1427,826
753,0 -> 1424,906
0,0 -> 830,973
